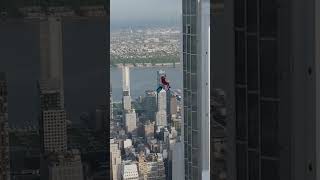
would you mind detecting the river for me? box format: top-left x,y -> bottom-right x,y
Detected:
111,66 -> 182,101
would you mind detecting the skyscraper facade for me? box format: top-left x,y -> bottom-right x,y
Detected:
110,141 -> 122,180
125,109 -> 137,134
47,150 -> 84,180
0,73 -> 10,180
183,0 -> 210,179
156,70 -> 172,124
156,89 -> 167,128
210,0 -> 320,179
39,17 -> 67,154
143,90 -> 157,121
122,66 -> 131,112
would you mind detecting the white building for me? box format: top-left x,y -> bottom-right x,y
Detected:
122,66 -> 130,94
125,109 -> 137,134
156,89 -> 167,128
157,89 -> 166,111
122,66 -> 132,113
111,142 -> 122,180
121,163 -> 139,180
123,96 -> 132,111
156,110 -> 167,128
123,139 -> 133,149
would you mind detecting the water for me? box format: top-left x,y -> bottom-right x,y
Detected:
111,66 -> 182,101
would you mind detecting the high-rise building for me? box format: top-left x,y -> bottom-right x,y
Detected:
46,150 -> 84,180
211,0 -> 320,180
0,72 -> 10,180
124,109 -> 137,134
138,153 -> 166,180
95,105 -> 107,132
156,70 -> 172,124
182,0 -> 210,179
156,89 -> 167,128
171,141 -> 184,180
143,90 -> 157,121
39,17 -> 67,154
170,95 -> 178,116
143,120 -> 155,139
157,89 -> 167,112
210,89 -> 227,180
111,141 -> 122,180
122,66 -> 131,112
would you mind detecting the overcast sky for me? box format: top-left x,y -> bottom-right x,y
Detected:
111,0 -> 181,27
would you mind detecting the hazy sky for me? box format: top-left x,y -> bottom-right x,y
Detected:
111,0 -> 182,27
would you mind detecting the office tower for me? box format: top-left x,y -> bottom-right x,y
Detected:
172,141 -> 184,180
138,154 -> 148,179
94,105 -> 107,132
138,153 -> 166,180
210,89 -> 227,180
40,16 -> 64,92
182,0 -> 210,179
0,73 -> 10,180
156,70 -> 172,124
143,90 -> 157,121
122,66 -> 131,111
157,89 -> 167,111
122,66 -> 130,95
156,89 -> 167,128
121,162 -> 139,180
111,141 -> 121,180
144,120 -> 155,138
46,150 -> 84,180
210,0 -> 320,180
171,115 -> 182,135
170,95 -> 178,116
39,17 -> 67,154
124,109 -> 137,134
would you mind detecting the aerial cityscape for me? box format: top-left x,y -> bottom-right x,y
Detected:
110,66 -> 183,180
110,0 -> 184,179
110,26 -> 180,66
2,0 -> 318,179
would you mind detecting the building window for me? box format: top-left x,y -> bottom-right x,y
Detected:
234,0 -> 245,28
261,159 -> 279,180
235,31 -> 246,85
247,0 -> 258,32
236,87 -> 247,140
236,143 -> 248,180
248,93 -> 259,148
249,151 -> 259,180
247,35 -> 258,90
260,39 -> 278,98
261,101 -> 278,157
260,0 -> 277,37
